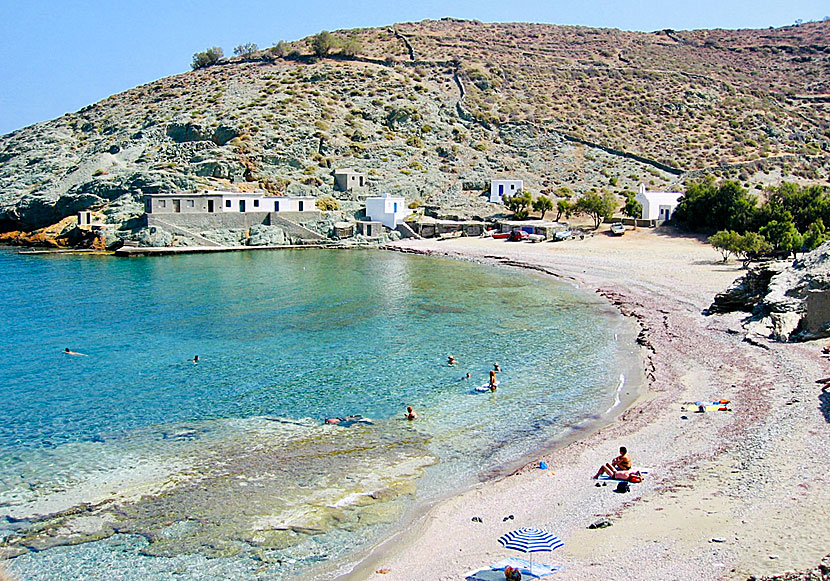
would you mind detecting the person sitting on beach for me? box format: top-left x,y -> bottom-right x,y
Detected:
593,464 -> 643,482
405,406 -> 418,420
489,369 -> 498,392
448,355 -> 458,365
504,565 -> 522,581
611,446 -> 631,471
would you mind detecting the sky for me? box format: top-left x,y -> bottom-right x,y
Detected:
1,0 -> 827,136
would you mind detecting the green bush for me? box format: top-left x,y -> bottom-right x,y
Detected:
233,43 -> 258,58
191,47 -> 224,70
309,31 -> 335,57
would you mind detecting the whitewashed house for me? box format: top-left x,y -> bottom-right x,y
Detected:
490,179 -> 523,204
145,191 -> 317,214
635,184 -> 683,222
365,193 -> 405,228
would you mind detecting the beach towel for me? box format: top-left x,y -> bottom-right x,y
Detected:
681,400 -> 731,412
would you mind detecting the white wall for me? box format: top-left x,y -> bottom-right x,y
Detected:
490,180 -> 523,204
366,194 -> 405,228
635,185 -> 682,220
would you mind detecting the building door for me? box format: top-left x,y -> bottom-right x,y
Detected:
173,199 -> 181,213
239,200 -> 246,213
207,200 -> 214,213
393,202 -> 398,212
299,201 -> 304,211
274,200 -> 280,212
499,185 -> 504,195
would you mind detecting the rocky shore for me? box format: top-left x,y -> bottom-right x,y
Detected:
337,229 -> 830,580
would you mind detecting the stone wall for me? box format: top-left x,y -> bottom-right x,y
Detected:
147,211 -> 321,231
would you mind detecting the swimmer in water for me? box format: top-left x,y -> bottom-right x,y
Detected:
489,369 -> 498,392
448,355 -> 457,365
405,406 -> 418,420
189,355 -> 199,364
63,347 -> 86,356
494,362 -> 501,372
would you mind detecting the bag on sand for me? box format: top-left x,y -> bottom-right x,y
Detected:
614,481 -> 630,493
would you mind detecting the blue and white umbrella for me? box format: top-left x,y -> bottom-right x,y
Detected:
497,528 -> 564,577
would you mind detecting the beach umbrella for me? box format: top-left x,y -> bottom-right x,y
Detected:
497,528 -> 564,577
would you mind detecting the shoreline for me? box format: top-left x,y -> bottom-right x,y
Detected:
337,230 -> 830,580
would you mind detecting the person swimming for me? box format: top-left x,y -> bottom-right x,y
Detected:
489,369 -> 498,391
447,355 -> 458,365
189,355 -> 199,364
405,406 -> 418,420
494,362 -> 501,372
63,347 -> 86,356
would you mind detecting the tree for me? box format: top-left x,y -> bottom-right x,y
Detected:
736,231 -> 770,267
673,178 -> 758,233
802,219 -> 827,251
623,195 -> 643,229
708,230 -> 741,262
575,190 -> 618,230
759,220 -> 803,257
191,46 -> 224,70
233,43 -> 258,58
555,199 -> 573,222
532,195 -> 554,219
505,191 -> 532,219
309,31 -> 335,57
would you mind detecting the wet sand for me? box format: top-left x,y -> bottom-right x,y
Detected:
346,228 -> 830,580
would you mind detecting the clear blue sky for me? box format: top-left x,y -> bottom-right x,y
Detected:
1,0 -> 827,136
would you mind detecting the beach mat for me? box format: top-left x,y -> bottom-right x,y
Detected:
681,401 -> 731,412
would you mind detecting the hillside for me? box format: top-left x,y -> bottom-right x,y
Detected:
0,18 -> 828,246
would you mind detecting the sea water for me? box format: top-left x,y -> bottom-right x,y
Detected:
0,247 -> 639,579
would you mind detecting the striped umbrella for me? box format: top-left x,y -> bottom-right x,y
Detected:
497,528 -> 564,577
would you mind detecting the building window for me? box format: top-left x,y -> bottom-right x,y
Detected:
253,199 -> 259,208
225,200 -> 231,208
511,184 -> 516,190
159,200 -> 166,208
187,200 -> 195,208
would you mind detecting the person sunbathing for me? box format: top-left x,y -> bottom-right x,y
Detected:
611,446 -> 631,471
592,463 -> 642,482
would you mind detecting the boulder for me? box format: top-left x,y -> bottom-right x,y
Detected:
246,225 -> 286,246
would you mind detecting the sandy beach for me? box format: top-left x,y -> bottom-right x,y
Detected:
345,228 -> 830,580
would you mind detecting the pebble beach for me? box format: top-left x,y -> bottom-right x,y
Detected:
342,228 -> 830,581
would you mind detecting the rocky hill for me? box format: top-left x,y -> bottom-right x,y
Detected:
0,18 -> 828,247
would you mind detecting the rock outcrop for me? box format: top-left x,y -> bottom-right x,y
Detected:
709,242 -> 830,342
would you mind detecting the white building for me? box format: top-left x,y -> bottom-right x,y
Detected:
490,179 -> 523,204
635,184 -> 683,222
365,193 -> 406,228
145,191 -> 317,214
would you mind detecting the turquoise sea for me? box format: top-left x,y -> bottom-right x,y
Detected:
0,247 -> 639,579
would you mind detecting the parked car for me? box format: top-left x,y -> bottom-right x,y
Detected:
610,222 -> 626,236
508,229 -> 529,241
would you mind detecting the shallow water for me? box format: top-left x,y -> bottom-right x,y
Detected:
0,247 -> 639,579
